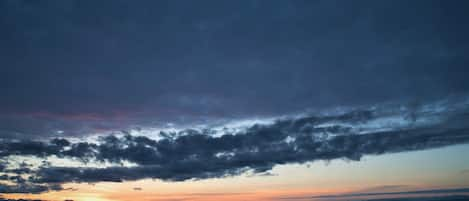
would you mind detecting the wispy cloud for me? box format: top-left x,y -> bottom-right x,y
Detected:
277,188 -> 469,200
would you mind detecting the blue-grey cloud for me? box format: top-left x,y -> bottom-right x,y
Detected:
0,183 -> 61,194
0,98 -> 468,193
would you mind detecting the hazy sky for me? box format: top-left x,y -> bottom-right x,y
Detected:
1,1 -> 469,201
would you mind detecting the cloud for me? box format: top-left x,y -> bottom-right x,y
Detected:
0,199 -> 45,201
362,195 -> 469,201
0,183 -> 61,194
315,195 -> 469,201
280,187 -> 469,200
0,98 -> 468,193
30,124 -> 469,184
353,185 -> 411,193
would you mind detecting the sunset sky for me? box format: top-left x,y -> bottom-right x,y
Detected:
1,1 -> 469,201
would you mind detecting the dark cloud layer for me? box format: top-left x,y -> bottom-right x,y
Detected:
1,99 -> 469,193
32,124 -> 469,184
31,125 -> 469,184
0,183 -> 61,194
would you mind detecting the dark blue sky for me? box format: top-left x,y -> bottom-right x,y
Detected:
2,0 -> 468,119
1,0 -> 469,139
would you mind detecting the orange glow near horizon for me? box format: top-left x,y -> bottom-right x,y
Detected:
5,183 -> 466,201
2,179 -> 467,201
1,184 -> 361,201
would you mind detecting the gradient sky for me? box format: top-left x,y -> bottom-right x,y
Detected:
1,1 -> 469,201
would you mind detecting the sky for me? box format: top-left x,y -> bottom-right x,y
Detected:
1,0 -> 469,201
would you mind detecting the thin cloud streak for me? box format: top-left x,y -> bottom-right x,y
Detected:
277,188 -> 469,200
